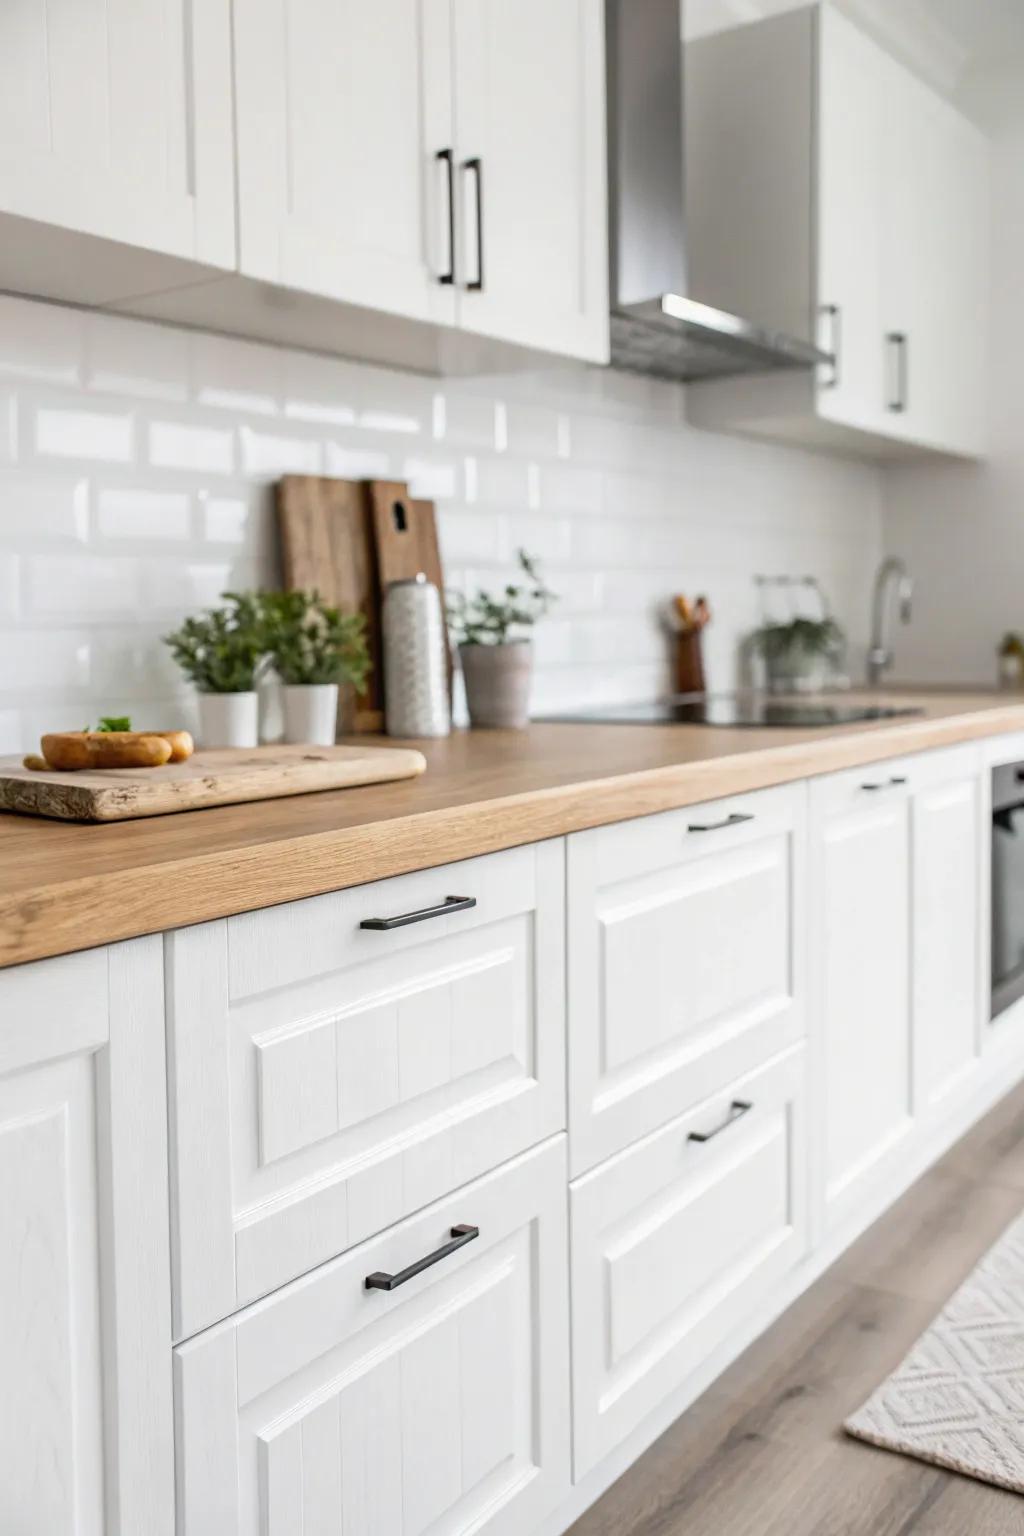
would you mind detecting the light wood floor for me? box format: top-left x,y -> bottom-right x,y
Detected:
570,1080 -> 1024,1536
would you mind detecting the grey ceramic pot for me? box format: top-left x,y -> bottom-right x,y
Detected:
459,640 -> 533,729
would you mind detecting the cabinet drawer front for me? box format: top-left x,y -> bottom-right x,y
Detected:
568,784 -> 805,1174
174,1137 -> 571,1536
167,841 -> 566,1339
569,1048 -> 808,1479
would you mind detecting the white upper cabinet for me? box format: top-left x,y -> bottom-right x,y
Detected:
231,0 -> 608,362
451,0 -> 608,360
233,0 -> 457,327
687,2 -> 990,461
0,0 -> 234,268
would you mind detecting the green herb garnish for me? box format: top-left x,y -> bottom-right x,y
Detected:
95,716 -> 132,733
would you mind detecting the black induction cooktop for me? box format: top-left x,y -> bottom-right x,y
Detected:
546,695 -> 924,728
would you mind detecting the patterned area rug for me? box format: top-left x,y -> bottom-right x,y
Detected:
845,1208 -> 1024,1495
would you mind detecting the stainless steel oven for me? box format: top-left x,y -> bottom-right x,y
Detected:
992,762 -> 1024,1017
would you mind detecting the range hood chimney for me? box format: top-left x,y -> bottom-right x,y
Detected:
606,0 -> 831,383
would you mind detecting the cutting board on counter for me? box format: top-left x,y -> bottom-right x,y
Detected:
0,743 -> 427,823
276,476 -> 384,731
367,478 -> 453,698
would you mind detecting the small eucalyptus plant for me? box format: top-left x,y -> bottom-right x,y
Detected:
163,592 -> 267,694
262,589 -> 371,690
447,549 -> 557,647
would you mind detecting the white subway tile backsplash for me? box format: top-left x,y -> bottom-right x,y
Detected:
35,404 -> 135,463
0,475 -> 88,543
96,487 -> 191,542
0,294 -> 883,752
85,313 -> 188,402
149,419 -> 234,474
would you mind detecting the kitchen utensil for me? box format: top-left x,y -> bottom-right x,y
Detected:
0,743 -> 427,823
276,476 -> 383,732
382,575 -> 451,738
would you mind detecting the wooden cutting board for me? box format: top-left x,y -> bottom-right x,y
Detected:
276,476 -> 384,731
367,479 -> 453,697
0,744 -> 427,823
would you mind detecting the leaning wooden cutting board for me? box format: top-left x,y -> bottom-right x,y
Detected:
0,744 -> 427,823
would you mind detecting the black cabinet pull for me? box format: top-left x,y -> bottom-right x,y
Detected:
820,302 -> 841,389
365,1224 -> 479,1291
688,812 -> 754,834
464,156 -> 484,291
360,895 -> 476,931
886,331 -> 908,413
860,775 -> 907,792
436,148 -> 455,285
688,1100 -> 752,1144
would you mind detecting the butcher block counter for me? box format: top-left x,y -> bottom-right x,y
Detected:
2,689 -> 1024,969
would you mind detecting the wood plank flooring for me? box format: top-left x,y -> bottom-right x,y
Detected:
569,1081 -> 1024,1536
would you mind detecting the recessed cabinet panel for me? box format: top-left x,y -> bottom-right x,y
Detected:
167,841 -> 566,1340
568,784 -> 805,1175
570,1047 -> 808,1479
0,0 -> 234,265
174,1138 -> 571,1536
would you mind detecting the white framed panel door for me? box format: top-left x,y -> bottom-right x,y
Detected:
567,783 -> 806,1176
0,0 -> 234,265
174,1137 -> 571,1536
167,840 -> 566,1339
451,0 -> 609,361
0,940 -> 173,1536
233,0 -> 458,324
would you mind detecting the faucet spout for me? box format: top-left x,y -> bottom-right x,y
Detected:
867,557 -> 913,686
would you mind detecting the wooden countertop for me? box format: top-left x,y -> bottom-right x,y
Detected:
3,691 -> 1022,969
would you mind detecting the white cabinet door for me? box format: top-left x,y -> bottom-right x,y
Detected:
912,747 -> 983,1114
570,1047 -> 808,1479
882,64 -> 989,456
175,1137 -> 571,1536
451,0 -> 608,361
0,942 -> 173,1536
167,841 -> 566,1340
810,761 -> 912,1235
0,0 -> 233,265
568,783 -> 805,1176
233,0 -> 457,324
816,4 -> 887,437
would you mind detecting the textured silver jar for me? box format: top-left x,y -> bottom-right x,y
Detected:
382,574 -> 451,738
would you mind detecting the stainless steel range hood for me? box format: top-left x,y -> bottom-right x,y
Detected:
606,0 -> 832,384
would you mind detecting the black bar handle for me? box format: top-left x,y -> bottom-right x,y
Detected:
820,303 -> 841,389
688,1100 -> 752,1144
886,331 -> 908,413
860,775 -> 907,792
365,1224 -> 479,1291
464,157 -> 484,291
436,148 -> 455,285
360,895 -> 476,931
688,812 -> 755,834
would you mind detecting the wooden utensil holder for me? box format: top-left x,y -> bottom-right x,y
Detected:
675,628 -> 706,695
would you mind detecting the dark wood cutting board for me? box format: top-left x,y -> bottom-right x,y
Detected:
276,476 -> 384,732
367,479 -> 453,697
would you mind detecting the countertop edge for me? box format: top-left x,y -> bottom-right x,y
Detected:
3,703 -> 1022,970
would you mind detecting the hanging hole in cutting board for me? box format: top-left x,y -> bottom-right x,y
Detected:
392,500 -> 408,532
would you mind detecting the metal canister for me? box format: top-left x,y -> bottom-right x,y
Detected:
382,573 -> 451,738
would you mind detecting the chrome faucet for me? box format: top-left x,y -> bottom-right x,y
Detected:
867,557 -> 913,686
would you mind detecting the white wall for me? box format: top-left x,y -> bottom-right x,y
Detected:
0,293 -> 883,752
883,117 -> 1024,686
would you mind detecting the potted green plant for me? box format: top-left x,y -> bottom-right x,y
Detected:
447,550 -> 556,728
262,590 -> 371,745
752,615 -> 846,693
163,592 -> 267,747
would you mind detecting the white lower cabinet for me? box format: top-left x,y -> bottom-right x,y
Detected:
567,783 -> 805,1176
569,1046 -> 808,1479
0,941 -> 173,1536
174,1136 -> 571,1536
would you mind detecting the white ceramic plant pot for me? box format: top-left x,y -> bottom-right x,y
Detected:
198,691 -> 259,749
282,683 -> 339,746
